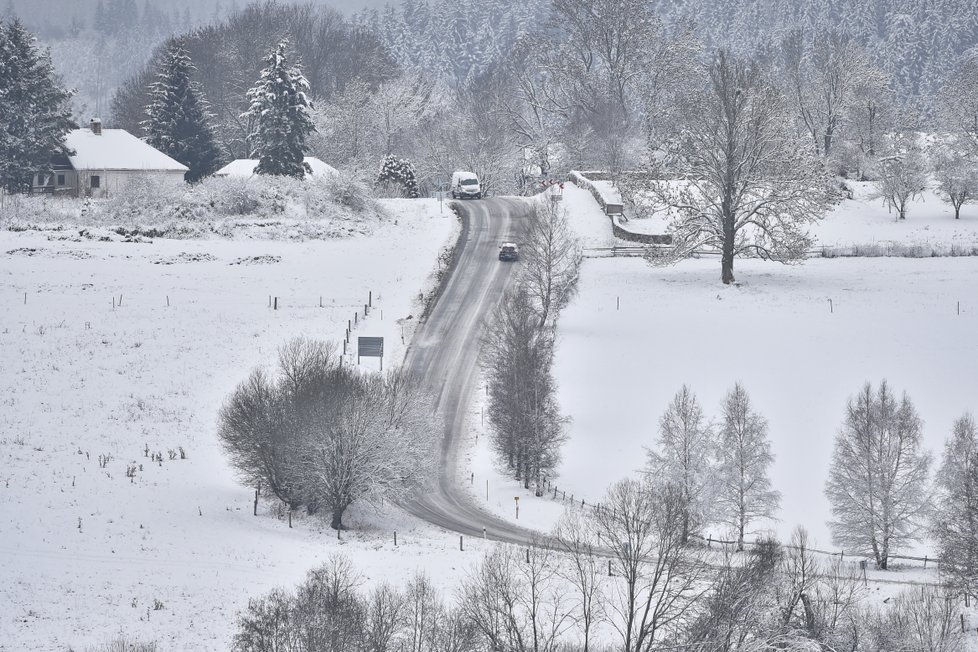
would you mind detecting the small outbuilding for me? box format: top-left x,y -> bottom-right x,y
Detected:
32,119 -> 189,197
213,156 -> 338,179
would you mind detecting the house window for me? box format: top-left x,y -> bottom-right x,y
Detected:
57,174 -> 65,186
90,175 -> 100,189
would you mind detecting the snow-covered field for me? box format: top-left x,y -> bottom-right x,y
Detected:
815,181 -> 978,251
0,200 -> 492,651
549,184 -> 978,560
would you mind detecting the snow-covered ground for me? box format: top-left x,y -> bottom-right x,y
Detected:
0,200 -> 488,651
814,181 -> 978,250
550,185 -> 978,560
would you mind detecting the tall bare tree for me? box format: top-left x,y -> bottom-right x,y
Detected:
483,286 -> 567,492
824,381 -> 932,569
716,383 -> 780,551
648,50 -> 831,284
779,30 -> 886,158
647,385 -> 715,544
461,543 -> 572,652
931,142 -> 978,219
521,201 -> 583,328
553,510 -> 604,651
933,414 -> 978,601
595,479 -> 707,652
871,134 -> 928,220
936,48 -> 978,156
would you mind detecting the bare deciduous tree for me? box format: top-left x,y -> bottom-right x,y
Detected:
218,338 -> 437,530
595,478 -> 707,651
648,50 -> 831,284
553,510 -> 604,651
483,287 -> 567,493
871,134 -> 929,220
936,48 -> 978,156
824,381 -> 932,569
683,537 -> 781,651
716,383 -> 780,551
774,527 -> 865,650
867,586 -> 965,652
303,369 -> 438,529
461,543 -> 571,652
218,366 -> 304,510
779,30 -> 886,158
521,201 -> 583,328
933,413 -> 978,601
646,385 -> 715,544
931,143 -> 978,219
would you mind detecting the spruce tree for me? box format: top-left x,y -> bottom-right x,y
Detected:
0,20 -> 76,194
243,40 -> 315,179
144,41 -> 221,182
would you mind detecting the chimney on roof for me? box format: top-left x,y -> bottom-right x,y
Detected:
90,118 -> 102,135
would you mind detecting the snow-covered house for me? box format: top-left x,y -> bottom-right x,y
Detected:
214,156 -> 337,179
32,119 -> 189,197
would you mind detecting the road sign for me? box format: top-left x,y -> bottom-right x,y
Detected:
358,336 -> 384,370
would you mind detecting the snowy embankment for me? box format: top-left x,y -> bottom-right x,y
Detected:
0,200 -> 492,651
530,186 -> 978,568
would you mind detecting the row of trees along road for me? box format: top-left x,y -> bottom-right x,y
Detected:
482,200 -> 582,493
217,338 -> 437,530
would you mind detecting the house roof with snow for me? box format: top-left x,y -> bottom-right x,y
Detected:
214,157 -> 338,178
64,128 -> 189,173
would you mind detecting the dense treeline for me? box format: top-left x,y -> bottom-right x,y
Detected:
96,0 -> 978,197
110,2 -> 394,160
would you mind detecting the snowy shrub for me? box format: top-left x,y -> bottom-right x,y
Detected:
84,638 -> 158,652
315,170 -> 380,214
375,154 -> 420,199
2,169 -> 383,239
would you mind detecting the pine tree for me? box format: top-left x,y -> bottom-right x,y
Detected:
715,383 -> 780,551
0,20 -> 76,194
243,40 -> 315,179
144,41 -> 221,182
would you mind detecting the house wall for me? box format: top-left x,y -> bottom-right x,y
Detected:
75,170 -> 186,198
31,170 -> 78,194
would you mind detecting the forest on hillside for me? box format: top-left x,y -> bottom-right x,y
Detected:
15,0 -> 978,193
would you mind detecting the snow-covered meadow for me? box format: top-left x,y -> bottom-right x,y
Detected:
0,200 -> 490,651
541,183 -> 978,559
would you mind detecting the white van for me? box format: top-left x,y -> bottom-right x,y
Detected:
450,170 -> 481,199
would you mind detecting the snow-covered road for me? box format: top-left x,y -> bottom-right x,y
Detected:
401,197 -> 548,543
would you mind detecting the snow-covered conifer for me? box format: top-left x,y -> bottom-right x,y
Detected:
144,41 -> 221,182
243,40 -> 315,179
376,153 -> 420,198
0,20 -> 76,193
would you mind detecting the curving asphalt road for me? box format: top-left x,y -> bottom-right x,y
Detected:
402,197 -> 543,544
